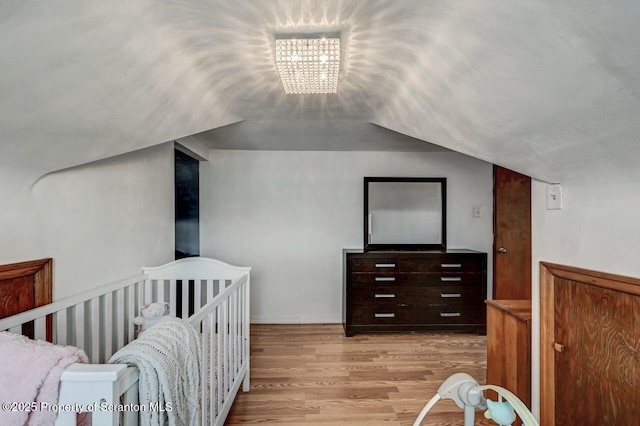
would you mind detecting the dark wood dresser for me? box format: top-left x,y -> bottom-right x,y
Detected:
343,249 -> 487,336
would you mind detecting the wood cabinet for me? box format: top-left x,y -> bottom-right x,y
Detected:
486,299 -> 532,414
343,250 -> 487,336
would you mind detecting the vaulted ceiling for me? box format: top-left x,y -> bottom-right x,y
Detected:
2,0 -> 639,185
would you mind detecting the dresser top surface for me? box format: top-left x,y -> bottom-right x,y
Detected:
343,248 -> 486,255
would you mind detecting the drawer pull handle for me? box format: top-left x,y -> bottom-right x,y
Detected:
440,293 -> 462,298
440,312 -> 461,317
375,313 -> 395,318
375,263 -> 396,268
375,293 -> 396,298
440,277 -> 462,282
441,263 -> 462,268
375,277 -> 396,282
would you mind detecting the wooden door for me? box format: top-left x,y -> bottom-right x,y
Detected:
554,277 -> 639,424
493,166 -> 531,299
0,258 -> 53,338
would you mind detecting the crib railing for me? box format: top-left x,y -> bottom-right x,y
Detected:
0,274 -> 248,364
188,274 -> 250,425
0,274 -> 149,363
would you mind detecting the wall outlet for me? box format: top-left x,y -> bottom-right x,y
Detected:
547,184 -> 563,210
473,206 -> 482,218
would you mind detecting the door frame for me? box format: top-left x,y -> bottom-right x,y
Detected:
540,262 -> 640,425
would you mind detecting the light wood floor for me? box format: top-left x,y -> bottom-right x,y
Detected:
226,324 -> 493,425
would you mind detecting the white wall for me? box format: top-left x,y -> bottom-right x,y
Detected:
0,144 -> 175,299
0,179 -> 38,265
530,171 -> 640,417
200,150 -> 493,323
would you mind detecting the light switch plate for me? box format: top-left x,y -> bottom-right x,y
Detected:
547,184 -> 563,210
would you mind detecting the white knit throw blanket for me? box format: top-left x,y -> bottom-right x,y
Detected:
108,317 -> 201,426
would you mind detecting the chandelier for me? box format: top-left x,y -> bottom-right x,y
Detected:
275,36 -> 340,94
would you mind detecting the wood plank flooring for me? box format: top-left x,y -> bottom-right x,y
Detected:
226,324 -> 494,425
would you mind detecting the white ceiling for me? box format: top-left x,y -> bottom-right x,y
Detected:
2,0 -> 640,184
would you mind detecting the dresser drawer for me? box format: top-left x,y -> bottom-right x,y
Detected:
416,305 -> 484,325
350,286 -> 416,306
432,257 -> 485,273
350,256 -> 485,273
420,285 -> 483,306
351,305 -> 416,325
350,258 -> 424,273
350,273 -> 424,287
423,273 -> 484,286
350,272 -> 483,287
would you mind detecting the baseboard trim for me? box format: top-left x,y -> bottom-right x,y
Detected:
251,315 -> 341,324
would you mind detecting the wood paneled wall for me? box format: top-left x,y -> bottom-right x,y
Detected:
540,262 -> 640,425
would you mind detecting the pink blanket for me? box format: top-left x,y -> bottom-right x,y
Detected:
0,331 -> 88,426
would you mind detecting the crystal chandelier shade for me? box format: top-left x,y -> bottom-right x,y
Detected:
275,37 -> 340,94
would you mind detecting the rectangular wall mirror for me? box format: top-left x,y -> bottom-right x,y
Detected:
364,177 -> 447,251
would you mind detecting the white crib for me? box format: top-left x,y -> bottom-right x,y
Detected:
0,257 -> 251,426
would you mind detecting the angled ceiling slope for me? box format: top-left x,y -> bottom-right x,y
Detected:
193,121 -> 452,153
1,0 -> 640,184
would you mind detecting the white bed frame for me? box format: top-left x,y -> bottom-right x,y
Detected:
0,257 -> 251,426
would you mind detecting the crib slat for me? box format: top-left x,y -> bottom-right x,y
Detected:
127,284 -> 136,342
135,281 -> 141,310
103,294 -> 113,360
244,281 -> 248,364
228,293 -> 233,378
206,280 -> 214,303
144,279 -> 152,305
157,279 -> 165,303
116,288 -> 125,350
182,280 -> 189,319
217,305 -> 223,417
239,284 -> 244,366
74,303 -> 85,349
238,288 -> 243,370
233,291 -> 239,375
195,280 -> 202,311
237,290 -> 242,373
209,311 -> 215,425
202,312 -> 209,424
209,306 -> 222,421
237,285 -> 243,369
56,310 -> 68,345
137,280 -> 144,309
90,297 -> 100,363
169,279 -> 177,316
243,276 -> 251,393
230,291 -> 236,377
224,298 -> 230,398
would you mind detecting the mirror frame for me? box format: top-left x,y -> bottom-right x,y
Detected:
364,177 -> 447,251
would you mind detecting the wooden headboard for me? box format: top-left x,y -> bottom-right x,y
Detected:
540,262 -> 640,425
0,258 -> 52,337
